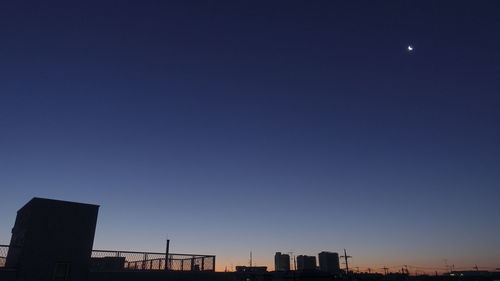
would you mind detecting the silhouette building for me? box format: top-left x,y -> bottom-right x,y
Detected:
236,266 -> 268,272
318,251 -> 340,273
296,255 -> 316,272
274,252 -> 290,272
6,197 -> 99,281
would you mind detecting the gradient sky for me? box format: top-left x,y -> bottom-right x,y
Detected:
1,0 -> 499,273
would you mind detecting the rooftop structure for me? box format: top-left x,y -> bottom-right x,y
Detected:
235,266 -> 268,272
6,197 -> 99,281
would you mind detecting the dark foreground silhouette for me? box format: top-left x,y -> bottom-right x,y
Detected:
1,198 -> 499,281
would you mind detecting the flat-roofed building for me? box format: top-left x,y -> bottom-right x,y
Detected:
318,251 -> 340,273
236,266 -> 268,272
296,255 -> 316,272
274,252 -> 290,272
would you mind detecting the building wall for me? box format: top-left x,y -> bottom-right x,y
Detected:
0,269 -> 17,281
296,255 -> 316,272
6,198 -> 99,281
318,252 -> 340,273
274,252 -> 290,272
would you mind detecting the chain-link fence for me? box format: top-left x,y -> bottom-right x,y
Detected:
0,245 -> 215,272
0,245 -> 9,267
91,250 -> 215,272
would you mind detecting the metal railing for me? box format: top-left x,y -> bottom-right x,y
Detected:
91,250 -> 215,272
0,245 -> 7,267
0,245 -> 215,272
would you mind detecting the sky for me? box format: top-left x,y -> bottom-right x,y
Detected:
1,0 -> 499,273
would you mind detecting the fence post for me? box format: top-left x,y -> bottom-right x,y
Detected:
142,253 -> 147,270
165,239 -> 170,271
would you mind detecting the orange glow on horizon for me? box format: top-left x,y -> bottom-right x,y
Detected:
214,263 -> 500,274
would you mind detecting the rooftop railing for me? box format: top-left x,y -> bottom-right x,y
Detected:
91,249 -> 215,272
0,245 -> 215,272
0,245 -> 9,268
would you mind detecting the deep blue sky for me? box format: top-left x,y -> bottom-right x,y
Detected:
1,0 -> 499,272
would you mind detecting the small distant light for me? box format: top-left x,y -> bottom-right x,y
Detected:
407,45 -> 414,52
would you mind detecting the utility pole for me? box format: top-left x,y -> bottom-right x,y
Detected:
382,266 -> 389,275
340,249 -> 352,273
249,251 -> 252,267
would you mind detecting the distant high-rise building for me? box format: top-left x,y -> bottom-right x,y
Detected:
296,255 -> 316,272
274,252 -> 290,272
318,251 -> 340,273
